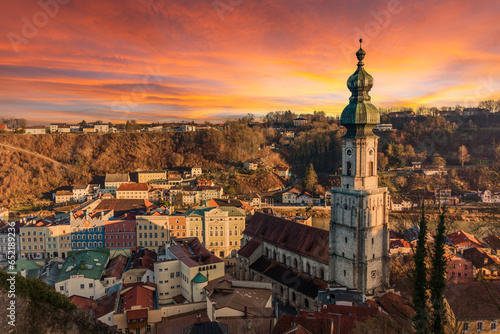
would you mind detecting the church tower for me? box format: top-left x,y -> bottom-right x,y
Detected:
329,40 -> 389,293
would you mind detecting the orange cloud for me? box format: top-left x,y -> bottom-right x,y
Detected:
0,0 -> 499,123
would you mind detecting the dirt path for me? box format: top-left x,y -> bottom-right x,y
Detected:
0,143 -> 68,168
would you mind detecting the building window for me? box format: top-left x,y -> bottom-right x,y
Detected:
491,321 -> 497,331
463,322 -> 470,332
60,286 -> 64,291
477,322 -> 484,332
80,284 -> 85,290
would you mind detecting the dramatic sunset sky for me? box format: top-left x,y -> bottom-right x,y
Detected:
1,0 -> 500,124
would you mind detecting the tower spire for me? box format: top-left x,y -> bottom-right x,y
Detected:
356,38 -> 366,67
340,40 -> 379,137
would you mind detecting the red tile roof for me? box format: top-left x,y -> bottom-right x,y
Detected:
244,213 -> 329,264
121,285 -> 155,312
463,247 -> 500,269
94,199 -> 154,216
390,239 -> 411,249
376,292 -> 415,327
169,237 -> 222,267
95,292 -> 119,318
117,183 -> 150,192
126,308 -> 148,320
447,230 -> 483,248
237,239 -> 262,258
483,235 -> 500,250
445,282 -> 500,321
104,255 -> 128,279
272,314 -> 334,334
129,249 -> 157,271
70,295 -> 95,313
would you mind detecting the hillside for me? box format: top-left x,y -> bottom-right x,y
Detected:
0,272 -> 116,334
0,128 -> 286,206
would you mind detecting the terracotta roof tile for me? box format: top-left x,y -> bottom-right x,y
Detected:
250,256 -> 327,298
117,183 -> 149,192
237,239 -> 262,258
447,230 -> 483,248
483,235 -> 500,250
445,282 -> 500,321
169,237 -> 223,267
244,213 -> 329,264
121,285 -> 155,312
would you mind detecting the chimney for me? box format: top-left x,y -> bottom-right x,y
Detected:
196,312 -> 201,324
79,261 -> 85,270
244,306 -> 247,318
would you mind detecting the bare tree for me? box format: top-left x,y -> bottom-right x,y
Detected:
457,145 -> 470,167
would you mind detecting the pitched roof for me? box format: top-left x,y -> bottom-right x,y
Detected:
187,205 -> 246,217
272,315 -> 334,334
184,322 -> 229,334
445,282 -> 500,321
128,249 -> 157,271
285,188 -> 301,195
483,235 -> 500,250
95,292 -> 119,318
57,249 -> 109,283
104,254 -> 128,279
390,239 -> 411,249
447,230 -> 483,247
105,173 -> 130,183
70,292 -> 119,318
376,292 -> 415,327
70,295 -> 95,313
250,256 -> 327,298
208,199 -> 253,213
169,237 -> 223,267
120,285 -> 155,312
94,199 -> 154,216
244,213 -> 329,264
463,247 -> 500,269
56,190 -> 73,196
117,183 -> 149,192
237,239 -> 262,258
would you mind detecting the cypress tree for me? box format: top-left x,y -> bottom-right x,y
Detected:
413,205 -> 430,333
430,208 -> 447,334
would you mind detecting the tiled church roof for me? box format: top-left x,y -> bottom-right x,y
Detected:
244,212 -> 329,264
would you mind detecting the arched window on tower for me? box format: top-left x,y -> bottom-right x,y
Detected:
347,162 -> 352,176
370,161 -> 374,176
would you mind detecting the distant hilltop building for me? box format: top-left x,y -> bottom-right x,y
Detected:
293,117 -> 307,126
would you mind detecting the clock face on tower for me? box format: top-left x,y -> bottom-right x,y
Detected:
368,148 -> 374,156
346,148 -> 353,157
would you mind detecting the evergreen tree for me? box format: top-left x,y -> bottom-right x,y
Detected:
412,205 -> 430,333
302,163 -> 318,193
430,208 -> 447,334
